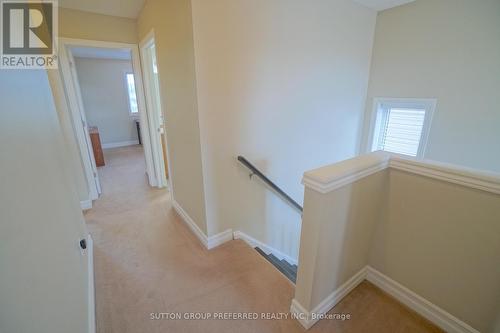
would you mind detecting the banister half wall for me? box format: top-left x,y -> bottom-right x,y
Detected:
292,151 -> 500,333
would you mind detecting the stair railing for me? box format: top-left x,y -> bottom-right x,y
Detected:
237,156 -> 303,214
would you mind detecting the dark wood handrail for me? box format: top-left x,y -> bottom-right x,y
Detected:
237,156 -> 303,213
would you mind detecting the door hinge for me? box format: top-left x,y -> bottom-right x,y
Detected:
82,119 -> 86,128
93,171 -> 97,177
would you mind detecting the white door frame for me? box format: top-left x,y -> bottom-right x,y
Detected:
58,37 -> 158,202
139,30 -> 173,190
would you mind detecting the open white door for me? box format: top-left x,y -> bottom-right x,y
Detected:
59,43 -> 102,199
140,32 -> 170,188
67,49 -> 102,195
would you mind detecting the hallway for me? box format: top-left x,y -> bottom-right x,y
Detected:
84,146 -> 441,333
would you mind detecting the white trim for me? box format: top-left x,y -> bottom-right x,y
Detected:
291,265 -> 479,332
101,140 -> 139,149
87,234 -> 96,333
80,199 -> 92,210
207,229 -> 234,249
389,155 -> 500,195
57,37 -> 158,190
233,230 -> 298,265
172,199 -> 207,247
172,200 -> 232,249
58,41 -> 100,200
289,299 -> 312,329
365,97 -> 437,158
302,151 -> 391,194
290,267 -> 367,329
366,266 -> 480,333
139,29 -> 170,189
303,151 -> 500,195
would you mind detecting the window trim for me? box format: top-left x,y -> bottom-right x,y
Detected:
124,71 -> 139,117
366,98 -> 437,159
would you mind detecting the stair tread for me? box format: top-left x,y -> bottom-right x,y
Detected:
280,258 -> 296,271
255,247 -> 297,283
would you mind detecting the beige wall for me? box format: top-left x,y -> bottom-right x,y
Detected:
369,169 -> 500,333
295,171 -> 387,310
296,157 -> 500,332
361,0 -> 500,172
75,57 -> 138,145
59,8 -> 137,43
191,0 -> 376,253
137,0 -> 208,233
0,70 -> 89,333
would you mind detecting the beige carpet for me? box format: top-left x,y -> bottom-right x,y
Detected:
84,145 -> 442,333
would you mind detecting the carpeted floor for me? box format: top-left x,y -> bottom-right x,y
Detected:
84,145 -> 442,333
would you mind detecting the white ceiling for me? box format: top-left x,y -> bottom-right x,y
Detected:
352,0 -> 416,11
70,46 -> 132,61
58,0 -> 145,19
58,0 -> 413,19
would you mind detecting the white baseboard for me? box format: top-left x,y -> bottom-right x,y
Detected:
366,266 -> 479,333
80,199 -> 92,210
207,229 -> 233,249
233,230 -> 298,265
102,140 -> 139,149
87,234 -> 96,333
172,200 -> 232,250
290,266 -> 367,329
172,199 -> 208,247
291,265 -> 479,333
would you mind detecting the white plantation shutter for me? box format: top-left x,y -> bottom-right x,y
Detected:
377,108 -> 426,156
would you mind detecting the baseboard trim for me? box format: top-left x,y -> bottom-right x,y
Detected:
87,234 -> 96,333
80,199 -> 92,210
172,200 -> 232,250
102,140 -> 139,149
172,199 -> 208,248
291,266 -> 477,332
291,266 -> 366,329
207,229 -> 233,249
365,266 -> 479,333
233,230 -> 298,265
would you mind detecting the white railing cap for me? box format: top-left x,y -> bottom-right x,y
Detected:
302,151 -> 391,194
303,151 -> 500,195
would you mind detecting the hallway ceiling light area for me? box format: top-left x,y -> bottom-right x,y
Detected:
59,0 -> 145,18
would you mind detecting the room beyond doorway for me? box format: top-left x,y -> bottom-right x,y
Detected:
58,38 -> 170,209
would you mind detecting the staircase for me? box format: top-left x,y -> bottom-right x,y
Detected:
255,247 -> 297,283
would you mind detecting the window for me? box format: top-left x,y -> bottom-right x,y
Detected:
368,98 -> 436,158
125,73 -> 138,115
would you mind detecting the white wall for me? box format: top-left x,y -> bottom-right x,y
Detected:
75,57 -> 139,146
191,0 -> 376,257
361,0 -> 500,172
0,70 -> 89,333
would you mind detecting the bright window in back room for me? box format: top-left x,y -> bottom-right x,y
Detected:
368,98 -> 436,158
125,73 -> 139,115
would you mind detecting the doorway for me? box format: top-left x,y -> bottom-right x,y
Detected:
140,31 -> 170,189
58,38 -> 169,207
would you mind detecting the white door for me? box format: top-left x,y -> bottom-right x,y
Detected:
67,50 -> 102,195
140,36 -> 169,188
